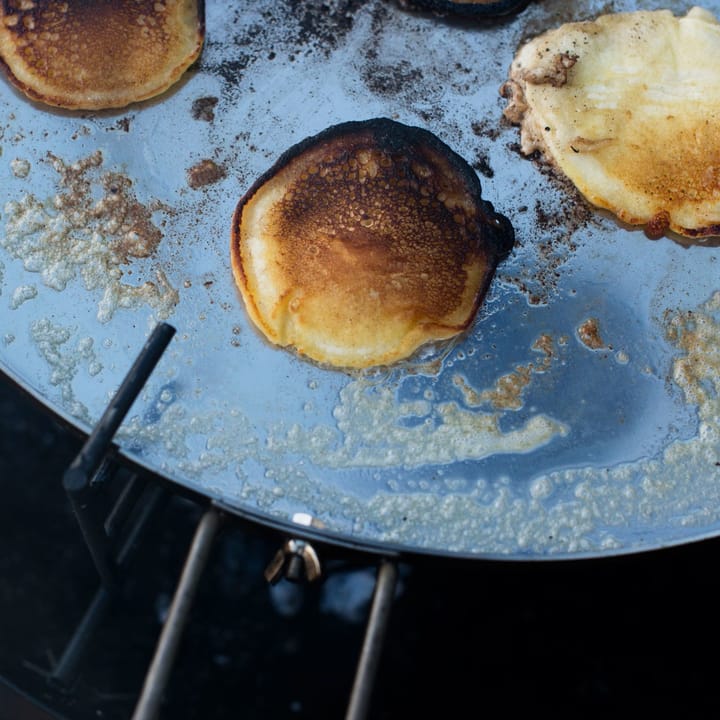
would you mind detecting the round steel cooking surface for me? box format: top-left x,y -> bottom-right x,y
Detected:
1,0 -> 719,559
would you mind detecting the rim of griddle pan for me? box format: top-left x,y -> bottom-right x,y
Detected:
4,368 -> 718,565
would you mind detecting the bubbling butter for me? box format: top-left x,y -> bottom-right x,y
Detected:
271,370 -> 568,469
2,152 -> 178,322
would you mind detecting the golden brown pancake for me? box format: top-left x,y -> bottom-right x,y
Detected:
502,7 -> 720,240
0,0 -> 204,110
231,118 -> 514,369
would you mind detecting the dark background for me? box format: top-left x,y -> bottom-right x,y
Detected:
1,372 -> 719,719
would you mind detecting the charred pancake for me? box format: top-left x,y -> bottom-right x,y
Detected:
502,7 -> 720,240
231,118 -> 514,369
398,0 -> 530,18
0,0 -> 204,110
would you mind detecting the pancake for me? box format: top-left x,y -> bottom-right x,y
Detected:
231,118 -> 514,369
398,0 -> 530,18
0,0 -> 204,110
501,7 -> 720,240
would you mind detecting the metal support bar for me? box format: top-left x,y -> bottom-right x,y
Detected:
345,559 -> 399,720
63,322 -> 175,587
64,471 -> 118,589
114,484 -> 166,568
64,323 -> 176,491
49,587 -> 112,689
46,323 -> 176,688
105,472 -> 146,538
49,478 -> 167,688
131,506 -> 223,720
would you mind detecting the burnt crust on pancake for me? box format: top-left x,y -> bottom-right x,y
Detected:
231,118 -> 514,369
398,0 -> 531,19
0,0 -> 204,110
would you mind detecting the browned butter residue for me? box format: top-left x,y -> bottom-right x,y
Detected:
576,317 -> 605,350
187,158 -> 226,189
453,333 -> 556,411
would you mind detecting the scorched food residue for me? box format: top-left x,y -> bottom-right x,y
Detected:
1,151 -> 178,322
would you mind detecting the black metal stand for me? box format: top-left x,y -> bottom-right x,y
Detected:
131,506 -> 223,720
49,323 -> 176,688
63,322 -> 176,583
346,560 -> 398,720
45,320 -> 399,719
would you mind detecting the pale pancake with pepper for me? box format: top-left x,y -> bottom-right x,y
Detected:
502,7 -> 720,240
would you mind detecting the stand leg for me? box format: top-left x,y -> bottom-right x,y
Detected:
131,506 -> 222,720
345,559 -> 398,720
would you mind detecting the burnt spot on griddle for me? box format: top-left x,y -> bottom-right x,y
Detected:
200,0 -> 364,89
576,317 -> 607,351
471,119 -> 501,142
517,0 -> 615,44
358,54 -> 446,124
496,146 -> 598,305
291,0 -> 367,55
358,3 -> 446,121
362,53 -> 425,96
357,2 -> 498,125
472,154 -> 494,179
191,96 -> 219,122
187,159 -> 227,190
204,0 -> 369,79
111,117 -> 131,133
203,54 -> 253,87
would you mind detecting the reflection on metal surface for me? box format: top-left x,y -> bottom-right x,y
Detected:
265,539 -> 322,584
1,0 -> 719,559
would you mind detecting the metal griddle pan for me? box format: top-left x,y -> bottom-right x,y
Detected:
1,0 -> 719,560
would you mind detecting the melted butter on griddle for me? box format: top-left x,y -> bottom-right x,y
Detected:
269,335 -> 567,469
28,318 -> 103,423
67,291 -> 720,555
331,294 -> 720,553
2,152 -> 178,323
452,333 -> 555,411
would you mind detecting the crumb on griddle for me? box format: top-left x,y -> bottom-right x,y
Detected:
191,96 -> 219,122
187,158 -> 226,189
577,317 -> 605,350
